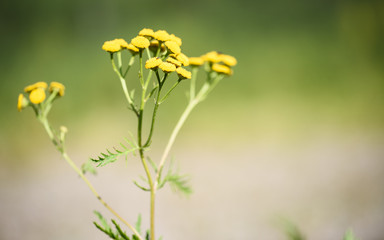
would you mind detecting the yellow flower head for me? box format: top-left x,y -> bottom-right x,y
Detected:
149,40 -> 166,52
159,62 -> 176,73
176,67 -> 192,80
139,28 -> 155,38
166,57 -> 182,67
49,82 -> 65,96
24,82 -> 48,93
102,40 -> 121,53
164,41 -> 181,55
174,53 -> 189,66
114,38 -> 129,49
154,30 -> 170,42
169,34 -> 182,46
203,51 -> 221,63
127,43 -> 140,55
145,57 -> 163,70
188,57 -> 205,66
220,54 -> 237,66
131,36 -> 150,49
212,63 -> 233,75
29,88 -> 46,104
17,94 -> 29,111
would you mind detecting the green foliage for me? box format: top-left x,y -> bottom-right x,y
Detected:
159,172 -> 192,196
93,211 -> 143,240
343,229 -> 359,240
81,158 -> 97,175
278,219 -> 305,240
91,138 -> 138,167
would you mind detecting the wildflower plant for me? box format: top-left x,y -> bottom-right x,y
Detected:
18,28 -> 236,240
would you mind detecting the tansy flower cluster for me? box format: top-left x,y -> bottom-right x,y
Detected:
17,81 -> 65,111
189,51 -> 237,75
102,28 -> 192,79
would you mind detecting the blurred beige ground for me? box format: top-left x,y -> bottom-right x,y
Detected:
1,0 -> 384,239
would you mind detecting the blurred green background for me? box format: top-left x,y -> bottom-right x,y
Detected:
1,0 -> 384,239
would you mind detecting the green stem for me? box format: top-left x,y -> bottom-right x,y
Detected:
40,117 -> 143,240
154,99 -> 198,188
159,79 -> 181,103
111,54 -> 138,115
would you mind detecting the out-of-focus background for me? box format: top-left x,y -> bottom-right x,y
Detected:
1,0 -> 383,239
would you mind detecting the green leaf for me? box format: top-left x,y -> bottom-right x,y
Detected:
135,214 -> 142,235
93,211 -> 116,239
81,158 -> 97,175
162,173 -> 192,196
91,139 -> 138,167
112,219 -> 130,240
344,229 -> 359,240
278,218 -> 305,240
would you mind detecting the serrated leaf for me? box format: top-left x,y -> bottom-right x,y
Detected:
81,159 -> 97,175
91,139 -> 138,167
112,219 -> 130,240
93,211 -> 117,239
166,174 -> 193,195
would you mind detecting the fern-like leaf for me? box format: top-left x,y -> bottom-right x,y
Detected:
91,139 -> 138,167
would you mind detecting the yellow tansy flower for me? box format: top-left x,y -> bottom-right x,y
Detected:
166,57 -> 182,67
149,40 -> 166,52
127,44 -> 140,54
131,36 -> 150,49
176,67 -> 192,79
169,34 -> 182,46
49,82 -> 65,96
145,57 -> 162,69
102,40 -> 121,53
139,28 -> 155,38
212,63 -> 232,75
29,88 -> 46,104
114,38 -> 129,49
203,51 -> 221,63
188,57 -> 205,66
24,82 -> 48,93
159,62 -> 176,73
220,54 -> 237,66
174,53 -> 189,66
154,30 -> 170,42
164,41 -> 181,55
17,94 -> 29,111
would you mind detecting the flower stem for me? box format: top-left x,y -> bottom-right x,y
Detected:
39,117 -> 143,240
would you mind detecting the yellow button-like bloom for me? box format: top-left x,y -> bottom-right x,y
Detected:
164,41 -> 181,55
169,34 -> 182,46
220,54 -> 237,66
102,40 -> 121,53
212,63 -> 232,75
49,82 -> 65,96
17,94 -> 29,111
166,57 -> 182,67
127,44 -> 140,54
159,62 -> 176,73
131,36 -> 150,49
203,51 -> 221,63
176,67 -> 192,79
188,57 -> 205,66
24,82 -> 48,93
29,88 -> 46,104
114,38 -> 129,49
145,57 -> 162,69
154,30 -> 170,42
139,28 -> 155,38
174,53 -> 189,66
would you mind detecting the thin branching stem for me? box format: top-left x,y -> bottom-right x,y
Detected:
39,117 -> 143,240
